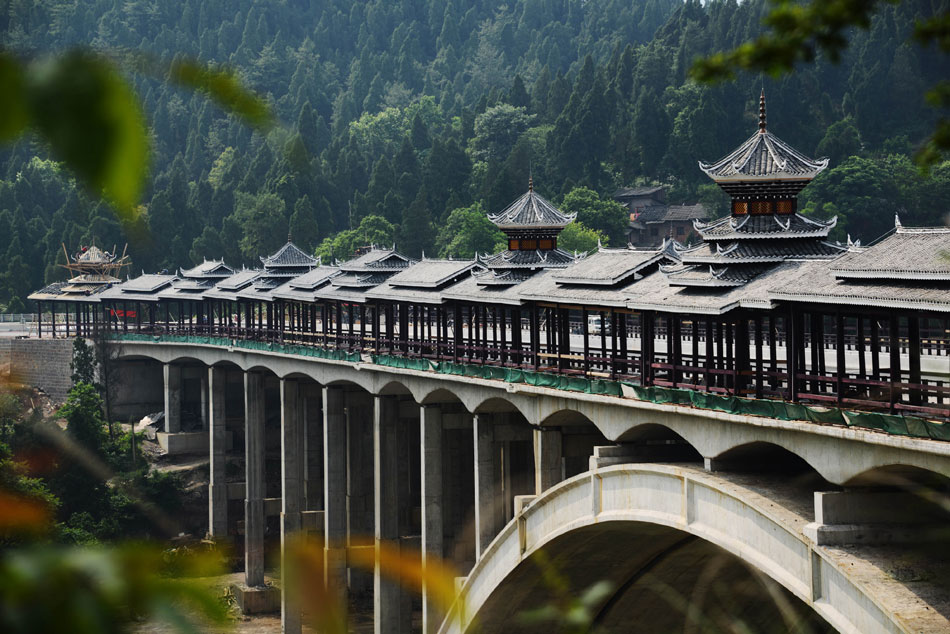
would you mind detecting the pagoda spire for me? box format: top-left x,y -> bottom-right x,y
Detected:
758,88 -> 767,133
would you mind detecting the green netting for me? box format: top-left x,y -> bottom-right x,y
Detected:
114,332 -> 947,441
371,355 -> 433,371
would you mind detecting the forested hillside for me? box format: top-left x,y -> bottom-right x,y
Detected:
0,0 -> 947,313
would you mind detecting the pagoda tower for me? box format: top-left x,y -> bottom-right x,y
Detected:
474,179 -> 582,285
667,91 -> 845,287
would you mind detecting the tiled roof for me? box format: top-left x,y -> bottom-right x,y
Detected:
478,248 -> 580,270
260,242 -> 319,268
551,247 -> 666,286
337,247 -> 413,273
636,204 -> 708,224
625,262 -> 805,314
487,187 -> 576,229
830,226 -> 950,281
769,260 -> 950,312
664,263 -> 775,288
213,269 -> 261,291
287,266 -> 340,290
180,260 -> 235,279
386,259 -> 475,289
699,129 -> 828,181
614,186 -> 664,198
678,239 -> 845,264
696,213 -> 836,240
98,274 -> 177,302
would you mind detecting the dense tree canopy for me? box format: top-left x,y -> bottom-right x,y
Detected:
0,0 -> 947,311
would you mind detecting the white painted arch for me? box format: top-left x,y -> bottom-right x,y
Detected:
443,464 -> 948,634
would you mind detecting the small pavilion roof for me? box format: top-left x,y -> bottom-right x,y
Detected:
386,259 -> 476,289
487,182 -> 576,230
203,269 -> 261,301
336,247 -> 414,273
180,260 -> 235,279
830,223 -> 950,281
699,92 -> 828,182
260,241 -> 319,268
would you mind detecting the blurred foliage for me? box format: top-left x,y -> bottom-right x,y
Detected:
0,47 -> 271,217
516,550 -> 615,634
691,0 -> 949,169
0,543 -> 228,634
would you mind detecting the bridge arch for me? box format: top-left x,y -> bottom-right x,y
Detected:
445,464 -> 946,634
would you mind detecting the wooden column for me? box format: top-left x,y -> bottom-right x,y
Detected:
908,315 -> 922,406
889,314 -> 902,411
788,306 -> 801,401
835,312 -> 846,406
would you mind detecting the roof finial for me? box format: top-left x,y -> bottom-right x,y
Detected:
758,88 -> 767,133
287,231 -> 292,243
528,175 -> 534,192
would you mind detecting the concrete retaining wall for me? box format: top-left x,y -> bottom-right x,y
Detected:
0,338 -> 74,403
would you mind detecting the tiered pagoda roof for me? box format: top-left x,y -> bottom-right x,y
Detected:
159,259 -> 235,301
474,180 -> 584,286
313,246 -> 414,303
239,241 -> 320,301
668,91 -> 844,287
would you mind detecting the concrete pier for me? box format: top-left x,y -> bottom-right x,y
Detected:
280,379 -> 304,634
420,404 -> 443,633
374,395 -> 401,634
473,413 -> 495,559
323,386 -> 347,600
244,371 -> 265,587
534,427 -> 562,494
163,363 -> 181,433
208,366 -> 227,538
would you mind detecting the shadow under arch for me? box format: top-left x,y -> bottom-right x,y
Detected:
472,520 -> 835,634
844,463 -> 950,490
472,395 -> 530,420
377,378 -> 415,398
709,440 -> 832,488
614,422 -> 704,464
448,465 -> 935,634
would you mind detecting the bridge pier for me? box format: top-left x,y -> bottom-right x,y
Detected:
374,395 -> 409,634
280,378 -> 305,634
244,371 -> 266,587
347,391 -> 374,597
421,404 -> 443,634
473,413 -> 496,559
163,362 -> 181,433
208,366 -> 227,538
534,428 -> 562,494
323,386 -> 348,606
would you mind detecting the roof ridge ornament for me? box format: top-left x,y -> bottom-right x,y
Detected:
895,213 -> 903,230
759,88 -> 767,133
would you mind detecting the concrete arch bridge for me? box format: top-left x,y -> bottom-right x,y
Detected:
105,340 -> 950,633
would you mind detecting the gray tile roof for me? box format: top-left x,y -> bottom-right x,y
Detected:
614,185 -> 665,199
626,262 -> 805,314
441,273 -> 537,305
179,260 -> 234,279
286,266 -> 341,290
29,279 -> 115,303
203,269 -> 261,302
337,247 -> 413,273
696,213 -> 836,240
769,260 -> 950,312
386,259 -> 475,289
260,242 -> 319,268
830,226 -> 950,281
551,247 -> 665,286
636,204 -> 708,224
678,239 -> 846,264
98,274 -> 177,302
699,129 -> 828,181
478,248 -> 580,270
520,269 -> 630,307
487,187 -> 576,229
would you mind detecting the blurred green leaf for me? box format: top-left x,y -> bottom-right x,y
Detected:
27,51 -> 148,217
0,53 -> 29,141
168,60 -> 272,131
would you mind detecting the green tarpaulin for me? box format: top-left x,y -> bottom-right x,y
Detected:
114,333 -> 946,442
